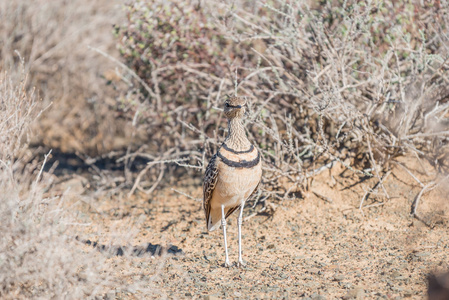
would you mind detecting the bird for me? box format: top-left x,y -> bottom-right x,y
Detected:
203,96 -> 262,267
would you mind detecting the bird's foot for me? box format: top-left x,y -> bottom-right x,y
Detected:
237,260 -> 247,268
224,260 -> 232,268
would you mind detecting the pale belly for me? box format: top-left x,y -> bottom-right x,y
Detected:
210,161 -> 262,210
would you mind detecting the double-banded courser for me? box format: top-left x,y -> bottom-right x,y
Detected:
203,96 -> 262,267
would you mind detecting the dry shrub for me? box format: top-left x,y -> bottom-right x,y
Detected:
0,70 -> 157,299
115,0 -> 449,202
0,0 -> 131,155
113,1 -> 238,153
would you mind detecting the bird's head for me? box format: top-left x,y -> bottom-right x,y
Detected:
224,96 -> 247,119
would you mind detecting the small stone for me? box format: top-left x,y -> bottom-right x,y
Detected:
106,291 -> 115,299
343,286 -> 365,299
294,256 -> 306,260
414,251 -> 431,257
403,290 -> 413,297
203,295 -> 220,300
333,275 -> 345,281
310,293 -> 327,300
307,268 -> 321,275
390,270 -> 401,279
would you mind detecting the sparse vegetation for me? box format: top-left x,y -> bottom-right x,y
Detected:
115,0 -> 448,204
0,0 -> 448,298
0,69 -> 159,299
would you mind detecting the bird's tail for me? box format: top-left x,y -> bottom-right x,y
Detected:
207,213 -> 221,231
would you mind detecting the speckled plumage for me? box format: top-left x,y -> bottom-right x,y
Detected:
202,96 -> 262,267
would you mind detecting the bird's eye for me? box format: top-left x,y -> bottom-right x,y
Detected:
225,103 -> 230,107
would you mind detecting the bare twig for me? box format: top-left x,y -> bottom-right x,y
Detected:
171,188 -> 201,202
312,191 -> 333,203
394,162 -> 424,187
359,170 -> 392,211
411,174 -> 449,217
140,164 -> 165,195
88,46 -> 157,99
34,150 -> 52,187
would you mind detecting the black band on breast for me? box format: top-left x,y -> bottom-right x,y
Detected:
222,144 -> 254,154
218,150 -> 260,168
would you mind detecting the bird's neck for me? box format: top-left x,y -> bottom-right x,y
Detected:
224,118 -> 251,151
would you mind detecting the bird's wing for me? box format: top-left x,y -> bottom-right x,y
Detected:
203,154 -> 219,226
225,205 -> 240,219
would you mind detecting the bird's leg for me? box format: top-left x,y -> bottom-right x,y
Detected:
221,205 -> 231,267
237,202 -> 246,267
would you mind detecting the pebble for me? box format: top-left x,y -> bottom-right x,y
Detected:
333,275 -> 345,281
343,286 -> 365,300
414,251 -> 431,257
267,244 -> 275,249
339,282 -> 353,289
390,270 -> 401,278
106,291 -> 115,299
403,289 -> 413,297
294,255 -> 306,260
310,293 -> 327,300
307,268 -> 321,275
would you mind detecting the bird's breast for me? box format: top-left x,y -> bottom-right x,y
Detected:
211,145 -> 262,208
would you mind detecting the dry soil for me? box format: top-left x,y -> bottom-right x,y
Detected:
66,156 -> 448,299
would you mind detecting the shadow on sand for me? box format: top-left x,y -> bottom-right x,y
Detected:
76,237 -> 183,257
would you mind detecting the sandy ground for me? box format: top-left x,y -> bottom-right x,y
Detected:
66,156 -> 448,299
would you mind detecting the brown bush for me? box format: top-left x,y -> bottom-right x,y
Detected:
114,0 -> 449,200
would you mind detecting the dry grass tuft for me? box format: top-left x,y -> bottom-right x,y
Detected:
0,70 -> 158,299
